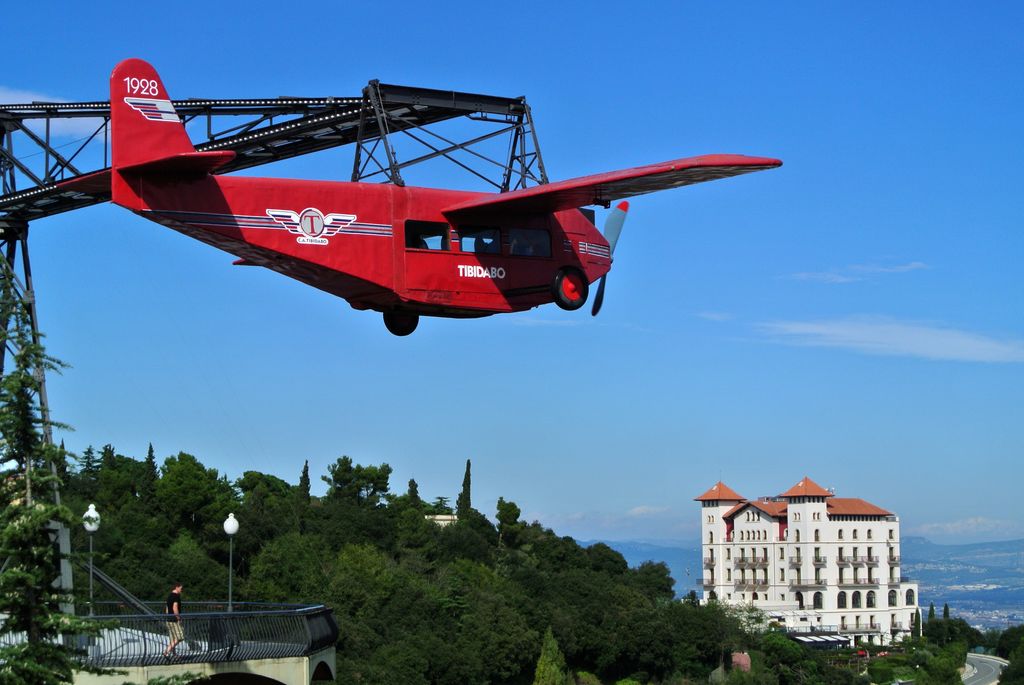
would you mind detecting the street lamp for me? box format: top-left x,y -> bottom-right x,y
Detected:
223,513 -> 239,611
82,504 -> 100,616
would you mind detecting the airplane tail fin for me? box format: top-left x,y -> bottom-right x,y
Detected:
111,59 -> 234,207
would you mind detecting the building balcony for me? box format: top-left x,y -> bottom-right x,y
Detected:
837,577 -> 878,586
788,556 -> 803,567
865,555 -> 880,564
734,580 -> 768,590
887,555 -> 901,564
843,623 -> 881,633
703,557 -> 716,567
850,556 -> 868,565
812,556 -> 827,566
836,556 -> 852,566
697,579 -> 716,588
891,621 -> 905,630
789,578 -> 827,588
887,576 -> 913,584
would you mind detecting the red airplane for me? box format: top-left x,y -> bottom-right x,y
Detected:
110,59 -> 781,335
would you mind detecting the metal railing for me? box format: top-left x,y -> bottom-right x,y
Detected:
2,603 -> 336,668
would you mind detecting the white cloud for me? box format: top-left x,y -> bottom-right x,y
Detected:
788,272 -> 859,284
786,261 -> 929,284
0,86 -> 106,138
626,505 -> 670,518
757,316 -> 1024,363
696,311 -> 734,322
911,517 -> 1014,537
849,261 -> 929,275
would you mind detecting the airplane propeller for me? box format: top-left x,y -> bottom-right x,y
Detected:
591,201 -> 629,316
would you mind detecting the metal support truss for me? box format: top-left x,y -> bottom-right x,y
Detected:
0,218 -> 74,608
351,81 -> 548,192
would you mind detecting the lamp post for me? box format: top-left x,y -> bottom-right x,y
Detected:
223,513 -> 239,611
82,504 -> 100,616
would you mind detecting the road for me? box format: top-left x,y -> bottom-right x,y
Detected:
963,653 -> 1008,685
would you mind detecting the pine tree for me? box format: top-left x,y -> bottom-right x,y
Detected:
407,478 -> 422,507
139,441 -> 158,498
533,627 -> 571,685
911,609 -> 921,639
298,460 -> 311,503
928,602 -> 935,622
78,444 -> 99,499
456,458 -> 472,517
942,602 -> 950,619
0,274 -> 103,682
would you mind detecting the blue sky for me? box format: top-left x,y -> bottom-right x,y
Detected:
5,2 -> 1022,544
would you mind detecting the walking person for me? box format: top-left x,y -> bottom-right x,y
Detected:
163,582 -> 184,660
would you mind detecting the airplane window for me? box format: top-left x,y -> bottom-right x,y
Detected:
406,220 -> 449,250
459,226 -> 501,254
509,228 -> 550,257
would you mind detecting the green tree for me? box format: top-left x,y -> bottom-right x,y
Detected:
75,445 -> 100,500
457,458 -> 472,517
406,478 -> 422,507
322,455 -> 392,506
942,602 -> 950,619
533,627 -> 572,685
496,496 -> 522,546
928,602 -> 936,621
998,625 -> 1024,658
297,459 -> 310,503
1001,638 -> 1024,685
140,442 -> 158,499
912,609 -> 921,638
0,276 -> 103,683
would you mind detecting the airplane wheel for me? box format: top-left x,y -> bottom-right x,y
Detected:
552,268 -> 589,311
383,311 -> 419,336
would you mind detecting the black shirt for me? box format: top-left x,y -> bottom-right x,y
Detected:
166,591 -> 181,621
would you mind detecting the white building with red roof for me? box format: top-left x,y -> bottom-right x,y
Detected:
695,476 -> 920,646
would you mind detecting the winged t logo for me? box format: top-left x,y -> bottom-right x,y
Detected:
266,208 -> 357,245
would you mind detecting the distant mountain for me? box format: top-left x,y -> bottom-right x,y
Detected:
900,537 -> 1024,627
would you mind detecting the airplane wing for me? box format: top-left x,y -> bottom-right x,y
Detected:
442,154 -> 781,219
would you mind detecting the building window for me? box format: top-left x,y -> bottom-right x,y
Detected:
838,591 -> 847,609
867,591 -> 876,608
709,532 -> 714,544
813,592 -> 823,610
814,529 -> 820,542
726,549 -> 731,560
458,225 -> 500,253
406,220 -> 450,250
853,529 -> 859,540
852,591 -> 862,609
867,529 -> 873,540
796,592 -> 804,610
709,591 -> 717,601
839,530 -> 844,540
889,529 -> 895,540
888,590 -> 898,607
727,569 -> 732,581
780,569 -> 785,582
906,589 -> 915,605
752,593 -> 758,601
779,548 -> 785,560
795,530 -> 801,542
508,227 -> 551,257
